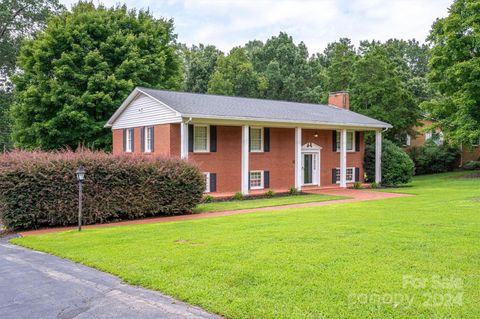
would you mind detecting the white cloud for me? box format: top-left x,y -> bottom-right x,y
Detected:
59,0 -> 452,54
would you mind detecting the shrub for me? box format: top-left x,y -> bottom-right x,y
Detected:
463,160 -> 480,170
352,182 -> 362,189
406,141 -> 460,175
365,139 -> 415,186
264,190 -> 275,197
232,192 -> 243,201
289,186 -> 298,195
202,195 -> 215,203
0,150 -> 205,230
370,182 -> 379,189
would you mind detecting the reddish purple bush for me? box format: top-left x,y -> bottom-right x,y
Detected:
0,150 -> 205,230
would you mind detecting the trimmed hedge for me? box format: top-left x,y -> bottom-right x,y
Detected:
464,160 -> 480,170
406,141 -> 460,175
365,139 -> 415,186
0,150 -> 205,230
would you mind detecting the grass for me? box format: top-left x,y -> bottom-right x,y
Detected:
13,171 -> 480,318
193,193 -> 346,213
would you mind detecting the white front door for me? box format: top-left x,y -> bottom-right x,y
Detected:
302,152 -> 320,186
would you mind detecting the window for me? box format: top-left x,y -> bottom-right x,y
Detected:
426,131 -> 444,145
405,134 -> 411,146
473,138 -> 480,146
250,127 -> 264,152
336,131 -> 354,151
335,167 -> 355,183
203,172 -> 210,193
145,126 -> 153,152
425,132 -> 432,141
126,128 -> 134,152
194,125 -> 209,152
249,170 -> 264,189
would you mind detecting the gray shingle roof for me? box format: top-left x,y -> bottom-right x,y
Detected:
137,87 -> 391,128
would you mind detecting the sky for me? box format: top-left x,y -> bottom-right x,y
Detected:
59,0 -> 453,55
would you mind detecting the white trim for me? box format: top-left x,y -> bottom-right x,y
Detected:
241,125 -> 249,195
375,130 -> 382,184
294,128 -> 302,190
301,150 -> 320,186
203,172 -> 210,193
335,130 -> 355,152
249,170 -> 264,190
125,128 -> 134,153
193,124 -> 210,153
144,126 -> 153,153
339,129 -> 347,188
180,122 -> 189,159
249,127 -> 264,152
335,167 -> 355,184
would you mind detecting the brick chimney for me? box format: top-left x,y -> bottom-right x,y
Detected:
328,91 -> 349,110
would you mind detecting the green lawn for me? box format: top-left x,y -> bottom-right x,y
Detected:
193,193 -> 346,213
13,171 -> 480,318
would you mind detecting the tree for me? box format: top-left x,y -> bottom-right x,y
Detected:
423,0 -> 480,146
0,0 -> 62,151
322,38 -> 357,93
350,46 -> 421,142
11,2 -> 182,150
182,43 -> 223,93
208,47 -> 265,97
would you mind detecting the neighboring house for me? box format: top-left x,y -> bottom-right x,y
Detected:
406,120 -> 480,165
105,88 -> 391,195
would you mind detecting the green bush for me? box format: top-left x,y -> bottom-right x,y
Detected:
406,141 -> 460,175
463,160 -> 480,170
365,139 -> 415,186
289,186 -> 298,195
232,192 -> 243,201
202,195 -> 215,203
0,150 -> 205,230
264,190 -> 275,197
370,182 -> 379,189
352,182 -> 362,189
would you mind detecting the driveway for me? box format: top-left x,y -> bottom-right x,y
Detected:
0,237 -> 221,319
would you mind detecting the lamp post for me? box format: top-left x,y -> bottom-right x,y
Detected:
75,166 -> 85,231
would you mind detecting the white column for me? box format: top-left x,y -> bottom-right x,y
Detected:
241,125 -> 249,195
340,129 -> 347,188
375,130 -> 382,184
180,122 -> 189,160
294,127 -> 302,191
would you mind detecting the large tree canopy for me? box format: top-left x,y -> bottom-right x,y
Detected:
11,1 -> 183,150
423,0 -> 480,145
181,43 -> 223,93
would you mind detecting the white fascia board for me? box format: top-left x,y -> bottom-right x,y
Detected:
184,114 -> 392,130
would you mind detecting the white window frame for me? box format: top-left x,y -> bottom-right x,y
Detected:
425,132 -> 433,141
335,167 -> 355,184
249,127 -> 264,152
336,131 -> 355,152
405,134 -> 411,146
126,128 -> 134,153
193,125 -> 210,153
249,170 -> 264,190
145,126 -> 153,153
203,172 -> 210,193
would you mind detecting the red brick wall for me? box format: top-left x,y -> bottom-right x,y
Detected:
112,124 -> 365,192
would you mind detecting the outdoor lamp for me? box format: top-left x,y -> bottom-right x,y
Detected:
76,166 -> 85,231
313,132 -> 319,138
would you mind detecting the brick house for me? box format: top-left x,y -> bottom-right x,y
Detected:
105,88 -> 391,195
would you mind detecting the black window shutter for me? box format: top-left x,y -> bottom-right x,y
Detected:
248,127 -> 251,152
264,128 -> 270,152
248,172 -> 251,190
210,173 -> 217,192
123,129 -> 126,152
210,126 -> 217,152
355,167 -> 360,182
151,126 -> 155,152
332,168 -> 337,184
264,171 -> 270,188
355,131 -> 361,152
332,130 -> 337,152
131,129 -> 135,152
188,125 -> 194,152
140,127 -> 145,152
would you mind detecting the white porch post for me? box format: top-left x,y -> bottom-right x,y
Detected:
241,125 -> 249,195
180,122 -> 189,160
340,129 -> 347,188
375,130 -> 382,184
294,127 -> 302,191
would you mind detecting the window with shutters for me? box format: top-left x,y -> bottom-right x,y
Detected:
336,131 -> 354,152
145,126 -> 153,153
193,125 -> 209,152
249,170 -> 264,189
335,167 -> 355,183
126,128 -> 134,153
203,172 -> 210,193
249,127 -> 263,152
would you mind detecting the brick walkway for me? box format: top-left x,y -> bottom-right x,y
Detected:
18,189 -> 409,237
